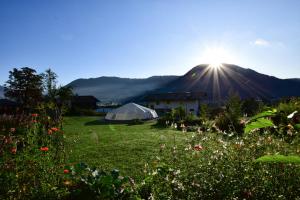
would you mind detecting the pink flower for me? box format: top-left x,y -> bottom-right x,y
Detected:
11,147 -> 17,154
40,147 -> 49,152
31,113 -> 38,117
10,128 -> 16,132
193,145 -> 203,151
51,127 -> 59,132
48,129 -> 53,135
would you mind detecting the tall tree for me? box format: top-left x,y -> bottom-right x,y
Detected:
4,67 -> 43,108
42,68 -> 58,100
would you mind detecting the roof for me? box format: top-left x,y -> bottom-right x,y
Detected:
144,92 -> 207,101
0,99 -> 19,106
72,95 -> 100,102
105,103 -> 158,120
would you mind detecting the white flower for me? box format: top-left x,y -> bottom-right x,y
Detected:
287,111 -> 298,119
92,170 -> 99,177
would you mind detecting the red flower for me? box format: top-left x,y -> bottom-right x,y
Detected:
40,147 -> 49,152
31,113 -> 38,117
11,147 -> 17,154
193,145 -> 203,151
10,128 -> 16,132
48,129 -> 53,135
51,127 -> 59,132
63,169 -> 70,174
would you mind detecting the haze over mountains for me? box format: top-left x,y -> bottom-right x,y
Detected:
155,64 -> 300,101
0,86 -> 4,98
68,76 -> 178,102
68,64 -> 300,103
2,64 -> 300,102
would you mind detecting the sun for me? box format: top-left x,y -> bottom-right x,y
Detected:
209,63 -> 223,70
199,46 -> 236,69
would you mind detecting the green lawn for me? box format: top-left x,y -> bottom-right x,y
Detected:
63,116 -> 189,178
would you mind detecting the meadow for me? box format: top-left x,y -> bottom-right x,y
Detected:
63,116 -> 189,178
2,100 -> 300,199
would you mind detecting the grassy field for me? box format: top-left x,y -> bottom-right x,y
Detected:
63,116 -> 189,178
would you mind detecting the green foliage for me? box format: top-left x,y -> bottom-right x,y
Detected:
0,113 -> 67,199
255,155 -> 300,164
241,98 -> 262,116
156,106 -> 202,130
245,118 -> 274,133
294,124 -> 300,130
4,67 -> 44,109
41,69 -> 74,123
66,164 -> 140,199
249,109 -> 277,121
141,132 -> 300,199
225,93 -> 242,121
42,68 -> 58,100
215,93 -> 244,134
171,106 -> 186,121
199,103 -> 208,120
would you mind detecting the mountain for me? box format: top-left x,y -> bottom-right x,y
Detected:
68,64 -> 300,103
68,76 -> 178,102
0,86 -> 4,98
154,64 -> 300,101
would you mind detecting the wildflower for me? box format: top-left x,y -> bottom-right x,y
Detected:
32,120 -> 37,123
4,136 -> 12,144
31,113 -> 38,117
40,147 -> 49,152
194,144 -> 203,151
160,144 -> 166,151
174,123 -> 177,129
287,124 -> 293,130
51,127 -> 59,132
63,180 -> 72,186
48,129 -> 53,135
11,147 -> 17,154
287,111 -> 298,119
63,169 -> 70,174
10,128 -> 16,132
92,170 -> 98,177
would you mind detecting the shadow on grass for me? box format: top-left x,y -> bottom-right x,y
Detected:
84,119 -> 109,126
85,119 -> 158,127
84,119 -> 139,126
150,123 -> 168,130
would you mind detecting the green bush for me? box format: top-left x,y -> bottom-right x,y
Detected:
67,107 -> 102,116
65,163 -> 139,199
0,113 -> 68,199
140,132 -> 300,199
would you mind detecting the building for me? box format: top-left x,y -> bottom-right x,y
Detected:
0,99 -> 20,114
71,96 -> 100,110
96,102 -> 121,114
144,92 -> 207,115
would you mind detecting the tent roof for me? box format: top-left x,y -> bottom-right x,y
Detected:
105,103 -> 158,121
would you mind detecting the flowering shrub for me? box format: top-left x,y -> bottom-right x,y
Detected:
0,113 -> 67,199
63,163 -> 139,199
140,131 -> 300,199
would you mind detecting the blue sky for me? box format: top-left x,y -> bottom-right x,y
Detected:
0,0 -> 300,85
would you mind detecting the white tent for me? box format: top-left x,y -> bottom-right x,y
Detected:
105,103 -> 158,121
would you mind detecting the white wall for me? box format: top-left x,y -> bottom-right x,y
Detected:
148,100 -> 199,115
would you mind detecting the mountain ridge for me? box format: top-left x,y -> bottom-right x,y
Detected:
68,75 -> 179,102
67,64 -> 300,103
0,86 -> 4,98
154,64 -> 300,101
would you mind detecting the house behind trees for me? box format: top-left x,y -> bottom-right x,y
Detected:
144,92 -> 207,115
71,96 -> 100,110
